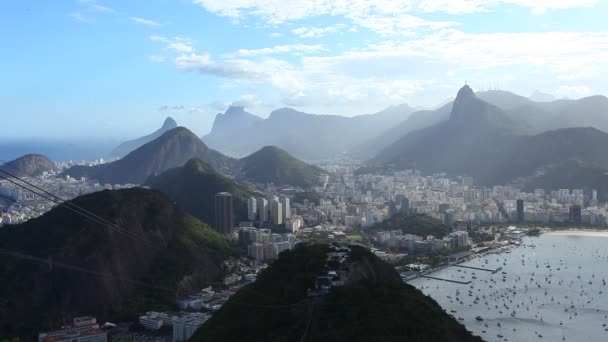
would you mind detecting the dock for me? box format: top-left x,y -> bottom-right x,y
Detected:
420,275 -> 472,284
452,265 -> 500,273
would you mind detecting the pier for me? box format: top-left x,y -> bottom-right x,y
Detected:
452,265 -> 500,273
420,275 -> 471,284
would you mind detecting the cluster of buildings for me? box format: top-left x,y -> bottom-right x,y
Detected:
213,192 -> 305,235
237,227 -> 299,261
138,312 -> 210,341
374,230 -> 469,255
303,164 -> 608,228
38,316 -> 108,342
0,174 -> 136,226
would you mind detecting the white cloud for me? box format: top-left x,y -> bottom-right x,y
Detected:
232,94 -> 262,107
193,0 -> 599,25
235,44 -> 324,56
417,0 -> 599,14
130,17 -> 161,26
292,25 -> 344,38
192,0 -> 452,35
162,28 -> 608,109
68,12 -> 92,23
91,4 -> 114,13
270,32 -> 283,38
150,36 -> 194,53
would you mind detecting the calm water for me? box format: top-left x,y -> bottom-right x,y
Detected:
410,233 -> 608,342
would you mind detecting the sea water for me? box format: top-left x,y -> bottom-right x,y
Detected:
409,232 -> 608,342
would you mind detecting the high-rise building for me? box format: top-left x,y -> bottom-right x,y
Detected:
270,200 -> 283,224
592,189 -> 598,202
214,192 -> 233,234
516,199 -> 524,222
279,195 -> 291,220
462,176 -> 474,187
173,313 -> 210,342
395,194 -> 409,214
569,204 -> 582,223
256,197 -> 268,222
247,197 -> 257,221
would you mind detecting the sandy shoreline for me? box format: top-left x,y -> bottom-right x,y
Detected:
546,229 -> 608,237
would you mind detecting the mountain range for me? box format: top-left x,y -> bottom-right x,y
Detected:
353,90 -> 608,159
0,154 -> 58,178
372,85 -> 608,186
0,188 -> 238,337
192,244 -> 482,342
109,117 -> 178,158
64,123 -> 324,188
61,127 -> 233,185
202,104 -> 416,160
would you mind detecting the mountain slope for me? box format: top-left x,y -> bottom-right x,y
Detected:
192,244 -> 481,342
0,154 -> 58,177
203,105 -> 416,160
372,86 -> 523,183
147,158 -> 254,225
110,117 -> 178,158
236,146 -> 324,188
203,106 -> 262,147
522,160 -> 608,202
351,89 -> 532,160
0,188 -> 238,337
372,86 -> 608,185
62,127 -> 233,184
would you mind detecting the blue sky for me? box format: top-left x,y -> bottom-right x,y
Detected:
2,0 -> 608,140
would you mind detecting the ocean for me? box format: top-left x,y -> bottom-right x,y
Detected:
409,232 -> 608,342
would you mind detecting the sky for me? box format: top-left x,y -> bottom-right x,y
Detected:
1,0 -> 608,140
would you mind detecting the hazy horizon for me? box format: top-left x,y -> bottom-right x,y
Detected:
3,0 -> 608,140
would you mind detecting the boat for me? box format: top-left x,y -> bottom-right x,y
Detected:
476,316 -> 484,321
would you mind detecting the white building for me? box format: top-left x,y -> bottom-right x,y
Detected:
280,195 -> 291,220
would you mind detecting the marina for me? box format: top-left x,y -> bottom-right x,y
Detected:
410,232 -> 608,342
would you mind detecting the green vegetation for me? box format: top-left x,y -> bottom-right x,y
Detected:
192,244 -> 481,342
346,234 -> 363,241
237,146 -> 324,188
524,159 -> 608,202
468,231 -> 495,243
146,158 -> 254,225
0,154 -> 57,177
369,213 -> 452,238
0,188 -> 237,338
293,190 -> 321,204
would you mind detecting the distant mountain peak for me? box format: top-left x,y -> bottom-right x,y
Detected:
224,105 -> 246,116
110,117 -> 180,158
456,84 -> 475,99
529,90 -> 556,102
162,117 -> 178,129
450,85 -> 485,122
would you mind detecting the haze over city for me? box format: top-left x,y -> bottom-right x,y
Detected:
2,1 -> 608,342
